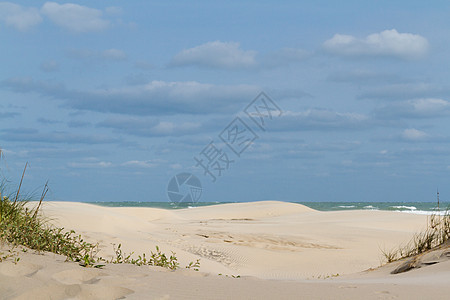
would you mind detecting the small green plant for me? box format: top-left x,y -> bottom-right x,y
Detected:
217,273 -> 241,278
311,273 -> 339,280
186,259 -> 201,271
149,245 -> 179,270
0,247 -> 19,263
111,244 -> 134,264
110,244 -> 199,271
0,251 -> 12,262
78,253 -> 105,268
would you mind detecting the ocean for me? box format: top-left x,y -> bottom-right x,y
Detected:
88,201 -> 450,215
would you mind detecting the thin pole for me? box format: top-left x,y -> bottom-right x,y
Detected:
437,188 -> 440,211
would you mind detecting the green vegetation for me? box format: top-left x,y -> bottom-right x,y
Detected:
110,244 -> 200,271
0,170 -> 99,263
218,273 -> 241,278
0,160 -> 200,271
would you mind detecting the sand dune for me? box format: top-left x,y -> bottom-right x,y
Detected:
38,201 -> 429,279
1,247 -> 449,300
1,201 -> 449,299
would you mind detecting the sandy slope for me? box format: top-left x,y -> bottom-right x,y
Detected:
1,248 -> 449,300
1,201 -> 449,299
36,201 -> 429,279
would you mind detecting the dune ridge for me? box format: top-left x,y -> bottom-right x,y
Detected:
1,200 -> 448,299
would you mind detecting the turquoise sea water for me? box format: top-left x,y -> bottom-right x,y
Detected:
88,201 -> 450,215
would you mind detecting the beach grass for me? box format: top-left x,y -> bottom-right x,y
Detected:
382,208 -> 450,264
0,177 -> 99,264
0,162 -> 200,270
0,189 -> 201,270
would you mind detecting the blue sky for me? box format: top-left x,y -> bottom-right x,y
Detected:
1,0 -> 450,203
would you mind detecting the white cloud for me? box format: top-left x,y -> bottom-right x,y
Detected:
401,128 -> 428,141
272,109 -> 369,131
170,163 -> 182,170
170,41 -> 257,69
171,42 -> 310,69
121,160 -> 157,168
41,2 -> 109,33
409,98 -> 450,114
375,98 -> 450,119
68,161 -> 112,168
0,2 -> 42,31
1,76 -> 260,115
152,121 -> 200,135
98,116 -> 203,137
0,2 -> 120,33
323,29 -> 429,59
81,80 -> 258,115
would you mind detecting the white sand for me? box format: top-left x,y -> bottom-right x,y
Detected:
1,201 -> 449,299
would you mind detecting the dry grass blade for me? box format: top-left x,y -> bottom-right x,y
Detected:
32,181 -> 49,219
14,162 -> 28,204
382,207 -> 450,265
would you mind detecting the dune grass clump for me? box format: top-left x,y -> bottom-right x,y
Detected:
0,185 -> 99,264
382,208 -> 450,263
0,188 -> 201,270
110,244 -> 200,271
0,162 -> 200,271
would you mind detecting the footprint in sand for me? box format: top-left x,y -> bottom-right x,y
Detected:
52,268 -> 134,299
12,283 -> 82,300
52,268 -> 106,285
78,285 -> 134,299
0,261 -> 42,277
374,290 -> 398,299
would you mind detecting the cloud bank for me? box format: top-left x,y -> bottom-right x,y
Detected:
170,41 -> 257,69
323,29 -> 429,59
41,2 -> 110,33
0,2 -> 112,33
1,77 -> 260,116
0,2 -> 42,31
